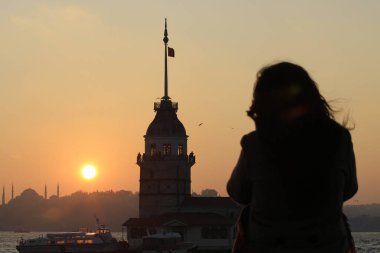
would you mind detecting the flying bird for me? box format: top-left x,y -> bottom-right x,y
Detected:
198,123 -> 203,126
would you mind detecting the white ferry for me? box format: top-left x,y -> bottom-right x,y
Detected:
16,225 -> 129,253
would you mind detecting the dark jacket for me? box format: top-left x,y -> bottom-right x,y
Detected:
227,118 -> 358,253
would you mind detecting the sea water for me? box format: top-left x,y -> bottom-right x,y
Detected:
1,231 -> 379,252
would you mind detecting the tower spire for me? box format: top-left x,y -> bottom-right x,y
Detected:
44,184 -> 47,200
11,183 -> 14,200
163,18 -> 170,100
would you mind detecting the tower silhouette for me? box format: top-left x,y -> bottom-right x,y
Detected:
2,186 -> 5,205
137,19 -> 195,218
123,21 -> 241,252
44,184 -> 47,200
11,183 -> 14,200
57,183 -> 60,198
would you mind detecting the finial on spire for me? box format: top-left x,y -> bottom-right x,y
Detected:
163,18 -> 169,44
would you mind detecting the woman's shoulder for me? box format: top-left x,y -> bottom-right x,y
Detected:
241,131 -> 258,145
240,131 -> 260,153
316,119 -> 352,157
326,119 -> 351,141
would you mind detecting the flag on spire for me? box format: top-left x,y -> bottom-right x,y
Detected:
168,47 -> 175,57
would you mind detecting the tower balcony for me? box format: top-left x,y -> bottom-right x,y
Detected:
136,152 -> 195,166
154,101 -> 178,112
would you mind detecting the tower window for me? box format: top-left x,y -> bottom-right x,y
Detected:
150,144 -> 156,156
178,144 -> 183,156
163,144 -> 171,155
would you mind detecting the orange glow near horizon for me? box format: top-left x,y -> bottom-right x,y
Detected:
0,2 -> 380,204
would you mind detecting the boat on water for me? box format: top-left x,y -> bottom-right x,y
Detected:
16,225 -> 129,253
142,232 -> 197,253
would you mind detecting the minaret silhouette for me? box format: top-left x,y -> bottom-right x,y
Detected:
11,183 -> 14,200
57,183 -> 60,198
137,19 -> 195,218
2,186 -> 5,205
44,184 -> 47,200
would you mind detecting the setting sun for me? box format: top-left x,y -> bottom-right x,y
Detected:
82,165 -> 97,180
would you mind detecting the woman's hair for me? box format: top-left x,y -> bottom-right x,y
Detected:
247,63 -> 347,211
247,62 -> 335,128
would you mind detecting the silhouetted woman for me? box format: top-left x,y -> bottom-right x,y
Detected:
227,62 -> 358,253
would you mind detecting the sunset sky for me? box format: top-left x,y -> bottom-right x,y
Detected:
1,1 -> 379,204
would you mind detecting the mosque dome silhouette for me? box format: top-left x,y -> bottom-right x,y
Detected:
20,188 -> 42,199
